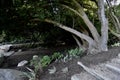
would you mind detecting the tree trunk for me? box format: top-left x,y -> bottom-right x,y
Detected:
45,0 -> 109,54
98,0 -> 108,51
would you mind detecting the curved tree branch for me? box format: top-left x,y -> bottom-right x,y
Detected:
62,1 -> 100,43
45,19 -> 95,46
109,28 -> 120,39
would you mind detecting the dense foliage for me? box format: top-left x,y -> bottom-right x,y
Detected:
0,0 -> 75,45
0,0 -> 120,46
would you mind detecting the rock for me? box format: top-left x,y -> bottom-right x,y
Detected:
3,51 -> 15,57
48,66 -> 56,74
0,69 -> 25,80
0,44 -> 14,57
17,60 -> 28,67
32,55 -> 39,60
61,67 -> 68,73
0,50 -> 5,54
75,56 -> 120,80
71,74 -> 81,80
106,64 -> 120,74
0,44 -> 12,52
17,49 -> 22,52
0,50 -> 14,66
0,49 -> 14,57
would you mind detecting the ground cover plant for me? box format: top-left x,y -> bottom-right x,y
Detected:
24,47 -> 83,80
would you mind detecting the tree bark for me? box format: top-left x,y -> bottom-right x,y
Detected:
98,0 -> 108,51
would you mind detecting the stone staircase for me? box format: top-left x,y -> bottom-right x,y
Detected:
71,54 -> 120,80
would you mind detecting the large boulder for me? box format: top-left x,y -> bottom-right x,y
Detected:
0,69 -> 25,80
0,44 -> 12,52
0,44 -> 14,66
0,44 -> 14,56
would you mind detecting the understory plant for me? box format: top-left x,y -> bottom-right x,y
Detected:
23,67 -> 36,80
111,42 -> 120,47
0,31 -> 6,42
23,47 -> 83,80
68,48 -> 83,57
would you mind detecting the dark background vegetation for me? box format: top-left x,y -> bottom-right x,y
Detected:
0,0 -> 120,47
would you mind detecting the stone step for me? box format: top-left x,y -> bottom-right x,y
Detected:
77,62 -> 110,80
92,63 -> 120,80
76,62 -> 120,80
72,55 -> 120,80
106,64 -> 120,74
71,72 -> 97,80
105,58 -> 120,75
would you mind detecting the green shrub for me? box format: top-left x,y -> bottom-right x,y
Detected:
111,42 -> 120,47
40,55 -> 51,67
51,52 -> 64,60
68,48 -> 83,57
25,47 -> 83,80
